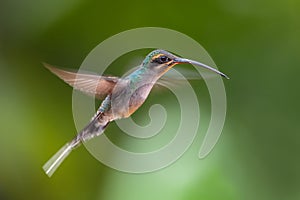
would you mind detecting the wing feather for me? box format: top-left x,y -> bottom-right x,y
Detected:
44,63 -> 119,99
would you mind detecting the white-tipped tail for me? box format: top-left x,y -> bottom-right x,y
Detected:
43,143 -> 73,177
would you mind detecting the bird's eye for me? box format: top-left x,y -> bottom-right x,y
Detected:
151,55 -> 172,64
160,56 -> 168,62
157,56 -> 171,64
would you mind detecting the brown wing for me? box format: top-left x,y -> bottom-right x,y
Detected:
44,63 -> 119,99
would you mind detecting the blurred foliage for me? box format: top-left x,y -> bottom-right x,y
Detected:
0,0 -> 300,200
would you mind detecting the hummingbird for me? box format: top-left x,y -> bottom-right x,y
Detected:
43,49 -> 229,177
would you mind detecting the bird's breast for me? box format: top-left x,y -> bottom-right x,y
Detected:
128,83 -> 154,115
110,81 -> 154,119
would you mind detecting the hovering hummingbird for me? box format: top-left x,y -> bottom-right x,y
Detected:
43,49 -> 229,177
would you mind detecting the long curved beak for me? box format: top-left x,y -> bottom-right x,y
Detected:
173,58 -> 229,79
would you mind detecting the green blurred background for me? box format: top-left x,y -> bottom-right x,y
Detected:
1,0 -> 300,200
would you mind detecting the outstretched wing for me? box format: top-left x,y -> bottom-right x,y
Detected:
44,63 -> 119,99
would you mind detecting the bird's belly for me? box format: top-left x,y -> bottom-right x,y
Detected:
127,97 -> 146,117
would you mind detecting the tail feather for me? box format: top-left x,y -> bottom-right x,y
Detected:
43,119 -> 109,177
43,142 -> 74,177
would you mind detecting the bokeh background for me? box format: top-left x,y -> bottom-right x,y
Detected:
1,0 -> 300,200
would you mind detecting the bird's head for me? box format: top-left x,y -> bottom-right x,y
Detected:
142,49 -> 229,79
